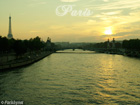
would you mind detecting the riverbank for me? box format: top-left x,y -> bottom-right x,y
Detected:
96,49 -> 140,58
0,51 -> 53,71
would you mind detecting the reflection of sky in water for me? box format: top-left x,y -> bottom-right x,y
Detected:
0,50 -> 140,104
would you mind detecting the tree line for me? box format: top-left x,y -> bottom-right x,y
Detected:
0,36 -> 47,56
84,39 -> 140,51
1,35 -> 140,55
92,41 -> 122,49
122,39 -> 140,50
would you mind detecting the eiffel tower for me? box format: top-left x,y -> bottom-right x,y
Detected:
7,16 -> 13,39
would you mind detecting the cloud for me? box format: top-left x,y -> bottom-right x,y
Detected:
101,10 -> 122,16
97,0 -> 140,10
60,0 -> 79,2
103,0 -> 109,2
87,0 -> 140,10
102,30 -> 140,37
87,20 -> 96,25
30,31 -> 41,33
28,1 -> 47,7
100,30 -> 140,41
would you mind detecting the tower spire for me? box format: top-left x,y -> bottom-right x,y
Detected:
112,38 -> 115,49
7,15 -> 13,39
107,39 -> 110,49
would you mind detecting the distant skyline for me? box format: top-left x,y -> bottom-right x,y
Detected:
0,0 -> 140,42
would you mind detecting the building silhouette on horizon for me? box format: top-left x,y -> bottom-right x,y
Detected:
107,38 -> 115,49
7,16 -> 13,39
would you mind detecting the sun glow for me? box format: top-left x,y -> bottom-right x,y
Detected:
104,27 -> 113,35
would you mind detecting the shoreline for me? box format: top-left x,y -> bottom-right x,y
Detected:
0,51 -> 53,71
96,49 -> 140,58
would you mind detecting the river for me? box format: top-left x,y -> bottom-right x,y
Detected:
0,49 -> 140,105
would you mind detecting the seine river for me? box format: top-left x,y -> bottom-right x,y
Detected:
0,49 -> 140,105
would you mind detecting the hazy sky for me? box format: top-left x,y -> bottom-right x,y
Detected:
0,0 -> 140,42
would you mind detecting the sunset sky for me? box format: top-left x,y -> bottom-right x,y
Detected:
0,0 -> 140,42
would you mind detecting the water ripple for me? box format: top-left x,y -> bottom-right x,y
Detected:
0,50 -> 140,104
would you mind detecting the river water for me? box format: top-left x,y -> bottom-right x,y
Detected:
0,49 -> 140,105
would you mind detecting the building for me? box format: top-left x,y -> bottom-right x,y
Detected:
107,39 -> 110,49
45,37 -> 52,51
7,16 -> 13,39
112,38 -> 115,49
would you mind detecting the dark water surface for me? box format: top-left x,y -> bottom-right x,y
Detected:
0,50 -> 140,105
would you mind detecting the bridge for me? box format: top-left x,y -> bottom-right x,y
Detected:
53,38 -> 123,54
55,45 -> 121,54
55,46 -> 85,51
54,44 -> 123,55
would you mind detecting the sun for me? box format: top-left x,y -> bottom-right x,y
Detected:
104,27 -> 113,35
104,29 -> 112,35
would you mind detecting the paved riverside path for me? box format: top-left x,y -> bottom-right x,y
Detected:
0,51 -> 52,70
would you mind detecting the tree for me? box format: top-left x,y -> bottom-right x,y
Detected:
13,40 -> 27,56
